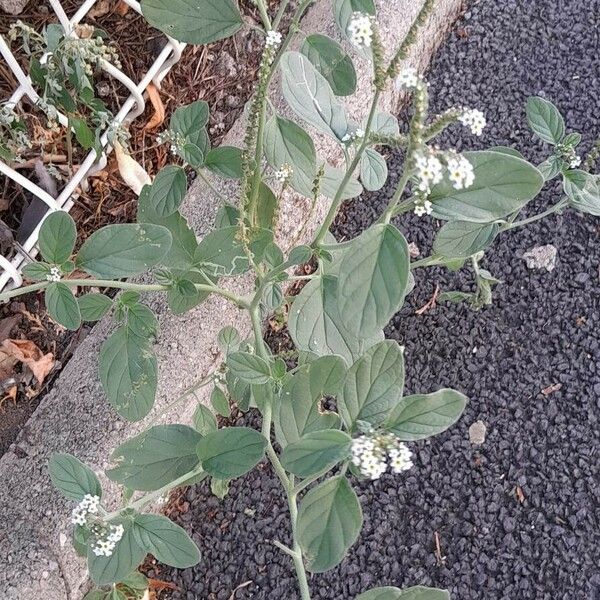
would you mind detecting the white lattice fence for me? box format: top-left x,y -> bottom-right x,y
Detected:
0,0 -> 185,291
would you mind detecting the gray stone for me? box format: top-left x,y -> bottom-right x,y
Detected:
469,420 -> 487,445
0,1 -> 464,597
523,244 -> 558,271
0,0 -> 28,15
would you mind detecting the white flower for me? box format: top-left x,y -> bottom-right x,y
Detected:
388,443 -> 414,473
265,30 -> 282,49
45,266 -> 61,282
70,494 -> 100,525
91,524 -> 124,557
570,155 -> 582,168
447,155 -> 475,190
347,12 -> 373,48
395,67 -> 420,91
342,128 -> 365,145
459,108 -> 486,136
351,432 -> 414,480
414,199 -> 433,217
413,152 -> 443,194
274,163 -> 293,183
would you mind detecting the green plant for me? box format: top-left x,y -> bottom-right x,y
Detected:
1,1 -> 598,599
6,20 -> 128,167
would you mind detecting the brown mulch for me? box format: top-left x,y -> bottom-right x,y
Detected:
0,0 -> 282,453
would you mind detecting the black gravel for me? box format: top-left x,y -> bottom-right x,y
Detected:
156,1 -> 600,598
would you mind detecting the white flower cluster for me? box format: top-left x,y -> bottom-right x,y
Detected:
414,199 -> 433,217
157,129 -> 187,157
395,67 -> 421,91
91,524 -> 124,557
265,30 -> 282,49
342,128 -> 365,145
447,154 -> 475,190
459,108 -> 486,136
414,152 -> 443,193
71,494 -> 100,526
347,12 -> 373,48
274,163 -> 293,183
46,266 -> 61,282
351,432 -> 413,480
569,155 -> 582,168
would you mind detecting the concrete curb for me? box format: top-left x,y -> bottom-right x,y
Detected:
0,1 -> 463,597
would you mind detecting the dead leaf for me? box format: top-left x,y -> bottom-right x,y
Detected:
0,350 -> 18,380
0,339 -> 54,385
415,284 -> 440,315
144,83 -> 166,130
0,315 -> 21,343
114,141 -> 152,196
115,0 -> 130,15
515,486 -> 525,503
88,0 -> 111,17
541,382 -> 562,396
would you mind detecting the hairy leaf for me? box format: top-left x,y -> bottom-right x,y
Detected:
356,586 -> 450,600
433,220 -> 499,258
146,165 -> 187,217
77,293 -> 112,322
49,453 -> 102,500
526,96 -> 565,145
360,149 -> 388,191
45,282 -> 81,330
39,211 -> 76,264
563,170 -> 600,216
281,430 -> 351,477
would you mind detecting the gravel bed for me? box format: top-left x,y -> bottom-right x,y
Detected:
154,1 -> 600,598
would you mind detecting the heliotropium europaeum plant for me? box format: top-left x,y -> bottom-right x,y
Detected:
1,1 -> 598,599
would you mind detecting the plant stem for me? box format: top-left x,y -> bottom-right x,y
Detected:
273,0 -> 291,30
0,277 -> 249,307
500,198 -> 568,231
312,89 -> 382,248
255,0 -> 272,30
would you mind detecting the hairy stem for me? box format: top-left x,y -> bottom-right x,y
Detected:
0,277 -> 249,308
311,89 -> 382,248
255,0 -> 272,30
500,198 -> 568,231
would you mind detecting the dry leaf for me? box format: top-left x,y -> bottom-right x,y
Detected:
541,382 -> 562,396
515,485 -> 525,503
1,339 -> 54,385
115,0 -> 130,15
114,141 -> 152,196
0,315 -> 20,343
0,350 -> 18,380
88,0 -> 111,18
144,83 -> 166,130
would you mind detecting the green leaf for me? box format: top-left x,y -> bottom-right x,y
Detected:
88,525 -> 146,586
78,293 -> 112,321
99,326 -> 157,421
194,226 -> 272,277
275,355 -> 345,448
227,351 -> 271,384
146,165 -> 187,217
433,220 -> 499,259
214,204 -> 239,228
217,325 -> 241,354
257,181 -> 277,230
301,34 -> 357,96
170,101 -> 210,167
167,278 -> 202,314
371,111 -> 399,135
204,146 -> 243,179
338,224 -> 409,338
360,149 -> 388,191
76,224 -> 172,278
48,453 -> 101,500
563,170 -> 600,216
22,262 -> 52,281
526,96 -> 565,145
489,145 -> 525,159
280,51 -> 349,141
321,164 -> 363,200
288,274 -> 383,365
210,477 -> 230,499
45,282 -> 81,330
193,403 -> 217,435
385,389 -> 467,441
264,115 -> 316,198
339,340 -> 405,430
196,427 -> 267,479
133,514 -> 200,568
297,476 -> 362,572
429,151 -> 544,223
39,211 -> 76,264
107,424 -> 202,491
138,187 -> 198,271
356,586 -> 450,600
281,430 -> 351,477
210,386 -> 230,417
537,156 -> 561,181
120,571 -> 149,591
69,116 -> 95,149
124,302 -> 158,338
141,0 -> 243,45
